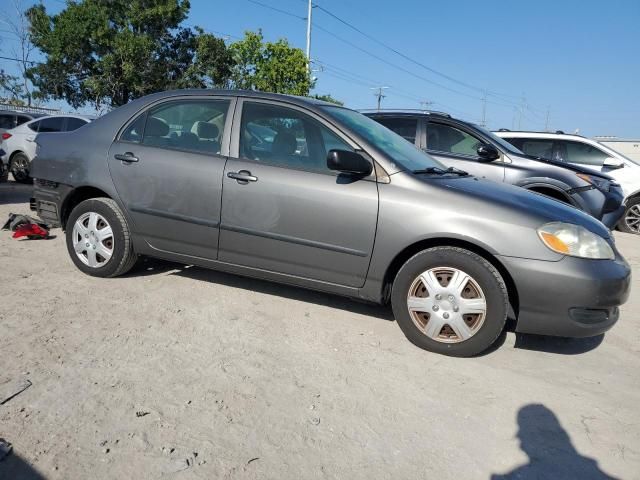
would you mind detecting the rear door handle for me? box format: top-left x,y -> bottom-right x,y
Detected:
114,152 -> 139,163
227,170 -> 258,183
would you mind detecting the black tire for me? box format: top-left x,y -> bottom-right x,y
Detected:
10,152 -> 32,184
65,197 -> 137,278
617,198 -> 640,234
391,246 -> 508,357
0,162 -> 8,182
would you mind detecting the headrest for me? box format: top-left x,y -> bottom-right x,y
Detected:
146,117 -> 169,137
193,121 -> 219,140
272,132 -> 297,155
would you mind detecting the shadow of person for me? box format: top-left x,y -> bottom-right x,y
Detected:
0,450 -> 47,480
491,404 -> 619,480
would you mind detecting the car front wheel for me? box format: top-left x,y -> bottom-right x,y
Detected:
617,198 -> 640,234
10,152 -> 32,184
391,246 -> 508,357
66,197 -> 137,277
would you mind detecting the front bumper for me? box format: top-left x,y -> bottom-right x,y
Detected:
498,252 -> 631,337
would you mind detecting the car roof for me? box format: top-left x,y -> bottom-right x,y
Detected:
360,109 -> 453,119
493,131 -> 591,141
0,110 -> 47,118
150,89 -> 338,109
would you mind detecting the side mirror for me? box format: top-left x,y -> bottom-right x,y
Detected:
477,144 -> 500,162
603,157 -> 624,169
327,149 -> 372,175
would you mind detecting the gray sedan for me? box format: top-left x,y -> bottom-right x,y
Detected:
30,90 -> 630,356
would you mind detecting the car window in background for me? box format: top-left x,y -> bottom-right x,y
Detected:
121,114 -> 146,143
16,115 -> 32,126
516,139 -> 555,160
240,102 -> 353,174
0,114 -> 15,129
27,120 -> 41,132
557,140 -> 610,166
472,125 -> 524,155
141,100 -> 229,154
38,117 -> 65,133
65,117 -> 88,131
321,106 -> 444,171
374,117 -> 418,143
427,123 -> 482,156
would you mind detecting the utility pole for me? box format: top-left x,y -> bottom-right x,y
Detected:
544,106 -> 550,132
518,94 -> 526,130
305,0 -> 312,73
480,89 -> 487,128
420,100 -> 434,111
371,86 -> 388,111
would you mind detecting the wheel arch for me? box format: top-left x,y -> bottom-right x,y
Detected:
522,183 -> 574,205
60,185 -> 112,230
381,237 -> 519,320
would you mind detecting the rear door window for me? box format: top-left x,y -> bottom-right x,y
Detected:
516,139 -> 555,160
140,100 -> 229,154
373,117 -> 418,144
38,117 -> 65,133
65,117 -> 88,131
16,115 -> 31,126
0,114 -> 16,129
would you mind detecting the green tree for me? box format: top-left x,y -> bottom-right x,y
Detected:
230,30 -> 312,95
27,0 -> 232,109
311,94 -> 343,106
0,69 -> 27,105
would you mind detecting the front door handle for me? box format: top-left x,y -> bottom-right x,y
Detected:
227,170 -> 258,184
114,152 -> 139,163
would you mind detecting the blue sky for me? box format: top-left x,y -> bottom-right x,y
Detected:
1,0 -> 639,137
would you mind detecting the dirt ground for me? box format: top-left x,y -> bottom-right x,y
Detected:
0,180 -> 639,480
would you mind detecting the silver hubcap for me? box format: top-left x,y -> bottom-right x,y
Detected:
624,205 -> 640,233
72,212 -> 114,268
406,267 -> 487,343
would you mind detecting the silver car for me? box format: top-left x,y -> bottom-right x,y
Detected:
30,90 -> 631,356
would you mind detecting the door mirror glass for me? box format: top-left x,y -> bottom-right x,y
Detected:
327,149 -> 372,175
477,144 -> 500,162
603,157 -> 624,169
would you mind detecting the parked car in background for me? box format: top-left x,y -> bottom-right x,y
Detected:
364,111 -> 624,229
496,130 -> 640,234
29,90 -> 630,357
0,110 -> 48,181
0,114 -> 93,183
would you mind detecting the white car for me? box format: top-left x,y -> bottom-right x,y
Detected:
0,114 -> 93,183
495,130 -> 640,234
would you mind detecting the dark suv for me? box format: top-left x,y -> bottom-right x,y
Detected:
365,111 -> 624,228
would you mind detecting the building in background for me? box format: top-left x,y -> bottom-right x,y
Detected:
594,137 -> 640,162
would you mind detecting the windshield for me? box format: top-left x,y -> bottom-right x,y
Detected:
595,140 -> 640,165
321,106 -> 444,171
472,124 -> 525,155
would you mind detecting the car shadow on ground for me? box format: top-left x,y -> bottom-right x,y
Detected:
491,404 -> 618,479
127,257 -> 608,356
128,256 -> 395,321
0,180 -> 33,206
0,450 -> 47,480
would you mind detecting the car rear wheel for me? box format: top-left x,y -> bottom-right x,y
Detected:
617,198 -> 640,234
66,197 -> 137,277
391,246 -> 508,357
10,152 -> 32,184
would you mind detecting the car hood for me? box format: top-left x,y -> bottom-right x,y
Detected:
424,174 -> 611,238
510,152 -> 616,180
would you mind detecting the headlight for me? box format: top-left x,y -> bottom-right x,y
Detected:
577,173 -> 611,192
538,222 -> 614,259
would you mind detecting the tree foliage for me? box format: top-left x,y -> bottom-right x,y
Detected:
229,30 -> 312,96
27,0 -> 233,109
26,2 -> 327,110
311,94 -> 343,105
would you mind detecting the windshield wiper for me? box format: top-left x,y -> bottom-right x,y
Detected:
412,166 -> 469,176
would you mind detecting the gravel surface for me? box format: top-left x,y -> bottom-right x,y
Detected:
1,181 -> 639,479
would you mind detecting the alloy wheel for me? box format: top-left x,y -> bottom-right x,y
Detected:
406,267 -> 487,343
11,155 -> 29,182
72,212 -> 114,268
624,205 -> 640,233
